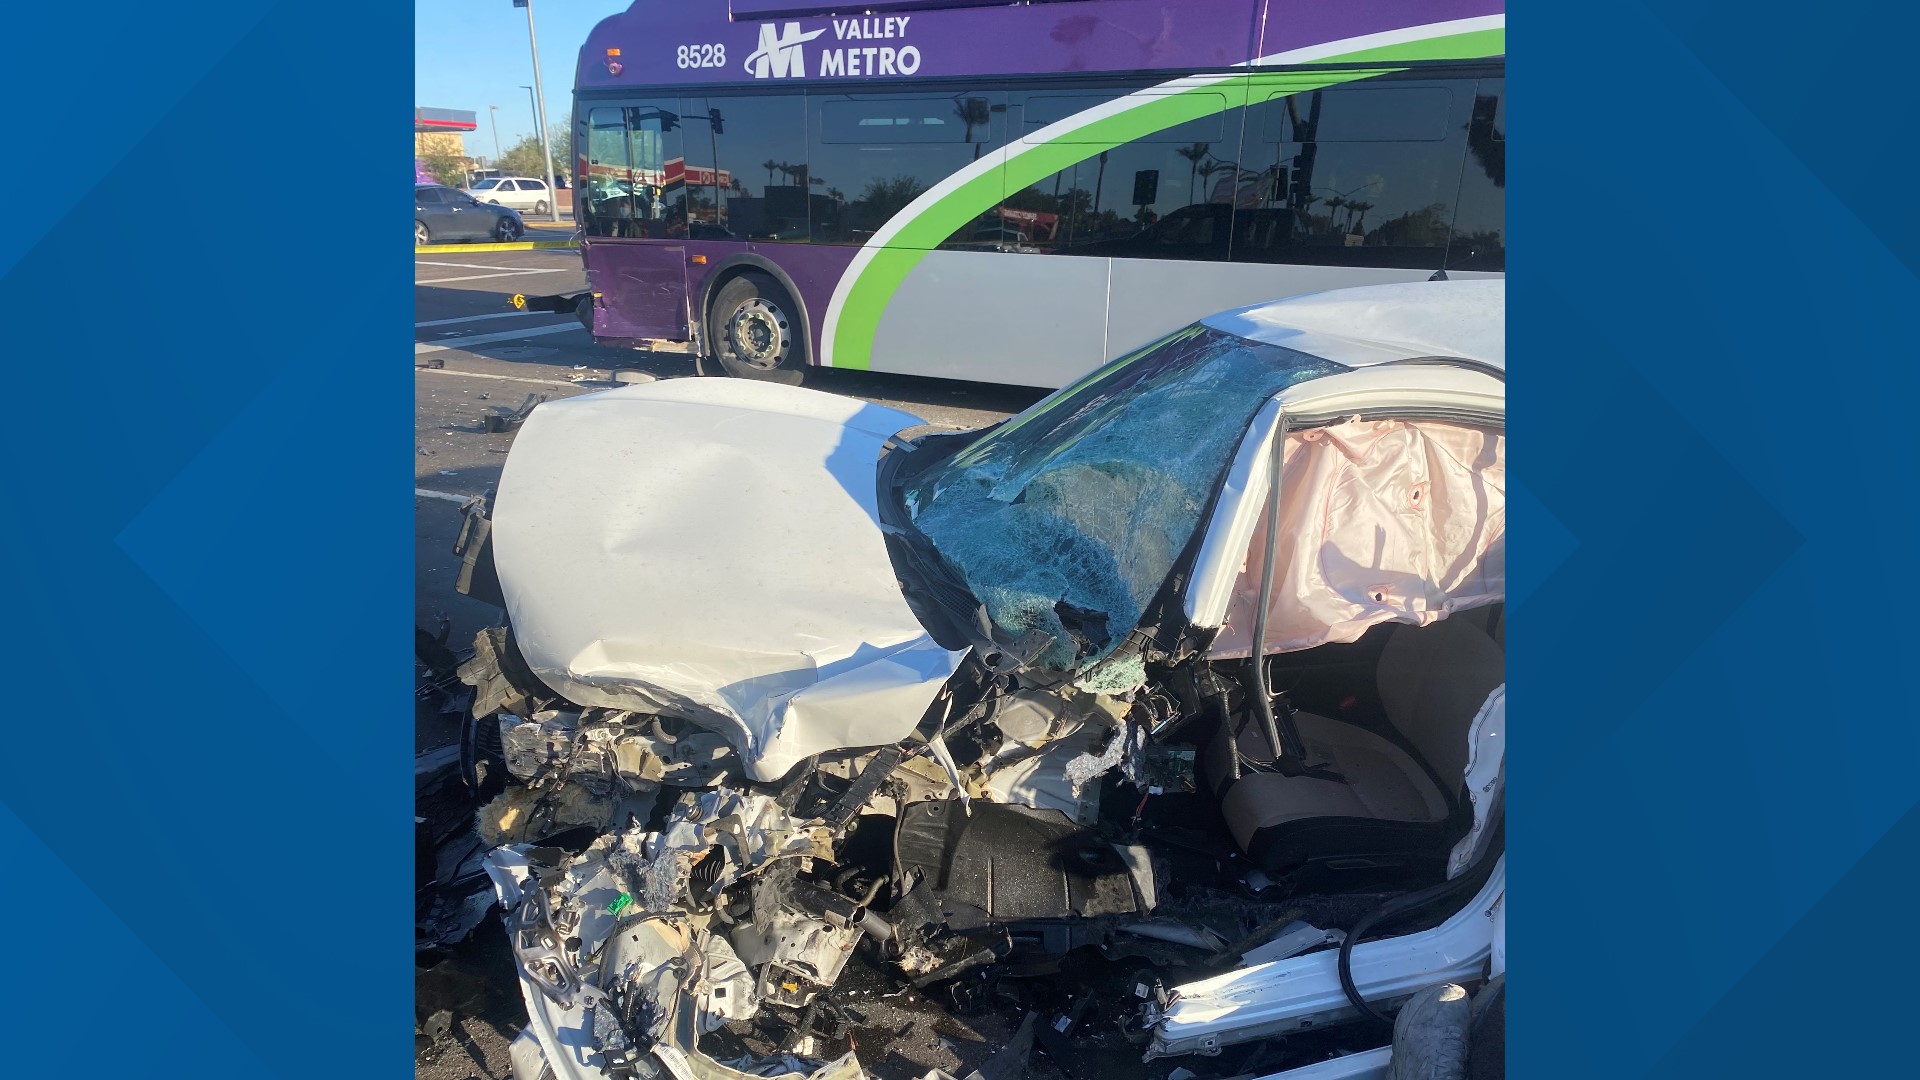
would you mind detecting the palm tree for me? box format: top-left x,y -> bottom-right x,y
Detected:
1346,200 -> 1373,234
1196,159 -> 1232,203
1175,142 -> 1211,204
1324,195 -> 1349,233
762,159 -> 779,188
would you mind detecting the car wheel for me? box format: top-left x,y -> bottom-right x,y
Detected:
416,220 -> 431,246
534,200 -> 549,216
496,217 -> 524,242
707,272 -> 807,385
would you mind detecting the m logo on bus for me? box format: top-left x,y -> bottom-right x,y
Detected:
744,22 -> 824,79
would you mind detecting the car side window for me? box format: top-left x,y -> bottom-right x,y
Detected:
417,188 -> 446,206
525,180 -> 545,191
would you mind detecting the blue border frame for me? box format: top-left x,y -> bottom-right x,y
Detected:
1514,3 -> 1920,1075
0,3 -> 410,1074
3,1 -> 1917,1074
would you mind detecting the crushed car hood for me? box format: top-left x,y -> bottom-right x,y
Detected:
491,380 -> 966,782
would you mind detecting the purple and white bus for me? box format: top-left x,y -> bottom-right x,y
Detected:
560,1 -> 1503,388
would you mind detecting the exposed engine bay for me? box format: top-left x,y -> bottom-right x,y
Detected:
462,613 -> 1505,1080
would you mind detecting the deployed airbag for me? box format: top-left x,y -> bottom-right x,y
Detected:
1208,418 -> 1504,657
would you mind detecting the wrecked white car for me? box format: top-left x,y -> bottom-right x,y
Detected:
453,281 -> 1506,1080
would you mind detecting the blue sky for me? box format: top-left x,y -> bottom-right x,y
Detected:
415,0 -> 621,162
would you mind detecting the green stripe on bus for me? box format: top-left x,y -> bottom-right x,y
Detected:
828,25 -> 1503,371
1318,27 -> 1506,66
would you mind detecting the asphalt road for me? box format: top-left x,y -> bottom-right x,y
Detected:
413,246 -> 1047,1080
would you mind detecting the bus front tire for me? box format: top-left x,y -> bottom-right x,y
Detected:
706,272 -> 807,385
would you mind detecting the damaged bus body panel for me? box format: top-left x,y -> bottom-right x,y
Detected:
469,282 -> 1508,1080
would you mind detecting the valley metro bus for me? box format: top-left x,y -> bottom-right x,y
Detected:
544,0 -> 1504,388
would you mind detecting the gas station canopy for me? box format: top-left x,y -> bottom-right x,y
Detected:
415,107 -> 477,133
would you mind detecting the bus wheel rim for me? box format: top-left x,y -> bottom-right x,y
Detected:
729,299 -> 789,369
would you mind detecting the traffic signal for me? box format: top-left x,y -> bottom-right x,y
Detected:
1288,168 -> 1311,207
1132,169 -> 1159,207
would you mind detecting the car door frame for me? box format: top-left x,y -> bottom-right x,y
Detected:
416,187 -> 460,239
444,188 -> 490,239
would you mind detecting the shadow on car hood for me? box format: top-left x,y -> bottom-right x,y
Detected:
490,379 -> 967,782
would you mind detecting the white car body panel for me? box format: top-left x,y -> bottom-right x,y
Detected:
1255,1047 -> 1392,1080
491,379 -> 965,782
1150,859 -> 1504,1058
1201,279 -> 1505,370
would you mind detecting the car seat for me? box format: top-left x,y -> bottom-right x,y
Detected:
1202,614 -> 1504,873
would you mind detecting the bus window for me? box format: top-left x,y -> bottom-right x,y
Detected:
1446,79 -> 1504,272
1003,86 -> 1240,261
1019,91 -> 1229,144
581,102 -> 684,239
681,95 -> 810,243
806,92 -> 1005,248
1231,80 -> 1464,269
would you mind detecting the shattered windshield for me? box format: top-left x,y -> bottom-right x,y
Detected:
905,323 -> 1344,680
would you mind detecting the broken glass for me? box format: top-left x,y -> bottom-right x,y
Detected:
906,324 -> 1343,676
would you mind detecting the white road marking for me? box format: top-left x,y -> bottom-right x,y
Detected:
415,488 -> 477,505
414,322 -> 583,354
416,267 -> 577,285
415,310 -> 543,328
416,366 -> 588,386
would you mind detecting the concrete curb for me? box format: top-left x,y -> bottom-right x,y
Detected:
417,239 -> 578,254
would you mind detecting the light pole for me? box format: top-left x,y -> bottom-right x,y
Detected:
513,0 -> 561,222
488,105 -> 502,165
